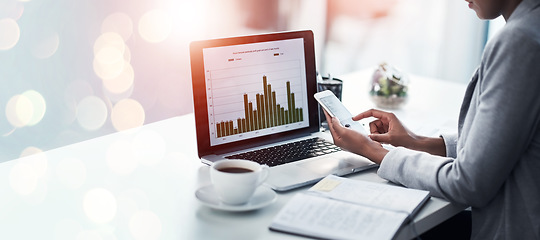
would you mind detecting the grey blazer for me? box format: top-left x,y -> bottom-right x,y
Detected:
377,0 -> 540,239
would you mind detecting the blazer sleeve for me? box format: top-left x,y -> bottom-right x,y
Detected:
377,27 -> 540,207
441,133 -> 458,158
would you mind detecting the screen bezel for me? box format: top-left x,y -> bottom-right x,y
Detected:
190,30 -> 319,158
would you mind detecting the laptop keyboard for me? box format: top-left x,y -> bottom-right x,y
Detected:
225,138 -> 341,167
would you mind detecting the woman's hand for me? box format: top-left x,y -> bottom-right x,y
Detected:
324,110 -> 388,164
353,109 -> 419,148
354,109 -> 446,156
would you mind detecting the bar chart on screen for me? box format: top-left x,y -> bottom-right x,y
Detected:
215,76 -> 303,137
206,58 -> 309,145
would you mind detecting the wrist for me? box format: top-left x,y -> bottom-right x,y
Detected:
413,136 -> 446,156
363,142 -> 389,165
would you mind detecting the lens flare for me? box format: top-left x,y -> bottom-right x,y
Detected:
138,9 -> 172,43
169,1 -> 207,37
0,18 -> 20,50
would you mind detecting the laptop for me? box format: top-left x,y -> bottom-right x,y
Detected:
190,30 -> 375,191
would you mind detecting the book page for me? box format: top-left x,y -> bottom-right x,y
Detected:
270,193 -> 407,240
309,175 -> 430,214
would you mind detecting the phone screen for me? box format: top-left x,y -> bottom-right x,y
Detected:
315,91 -> 367,134
318,95 -> 353,120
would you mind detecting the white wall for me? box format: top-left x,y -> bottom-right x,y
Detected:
320,0 -> 486,83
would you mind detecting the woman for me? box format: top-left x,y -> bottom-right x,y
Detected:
324,0 -> 540,238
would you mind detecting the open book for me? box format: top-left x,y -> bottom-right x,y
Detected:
269,175 -> 430,240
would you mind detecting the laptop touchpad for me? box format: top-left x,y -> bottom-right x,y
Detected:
298,157 -> 356,175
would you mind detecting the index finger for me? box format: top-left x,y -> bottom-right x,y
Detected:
353,108 -> 391,121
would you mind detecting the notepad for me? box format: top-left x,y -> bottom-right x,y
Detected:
269,175 -> 430,240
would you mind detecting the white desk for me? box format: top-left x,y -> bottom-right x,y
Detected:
0,70 -> 467,240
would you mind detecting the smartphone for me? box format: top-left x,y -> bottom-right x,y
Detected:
314,90 -> 367,134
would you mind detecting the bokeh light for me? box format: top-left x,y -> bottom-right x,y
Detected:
95,45 -> 123,66
138,9 -> 172,43
93,32 -> 127,80
21,90 -> 46,126
83,188 -> 117,224
0,18 -> 20,50
5,90 -> 46,128
106,140 -> 138,175
101,12 -> 133,42
93,32 -> 125,56
103,61 -> 134,94
31,32 -> 60,59
6,94 -> 34,128
0,1 -> 24,20
129,210 -> 162,240
56,157 -> 86,189
76,96 -> 108,131
93,50 -> 126,80
111,99 -> 145,131
19,146 -> 43,157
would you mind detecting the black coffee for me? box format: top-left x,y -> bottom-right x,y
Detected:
218,167 -> 253,173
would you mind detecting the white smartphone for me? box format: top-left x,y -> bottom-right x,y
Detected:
314,90 -> 367,134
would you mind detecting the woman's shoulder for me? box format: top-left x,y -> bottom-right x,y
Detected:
484,13 -> 540,58
501,3 -> 540,44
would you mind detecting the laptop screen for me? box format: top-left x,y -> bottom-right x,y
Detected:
202,38 -> 309,146
191,30 -> 318,156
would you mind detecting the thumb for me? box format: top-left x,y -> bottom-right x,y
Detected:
329,117 -> 345,135
369,133 -> 390,143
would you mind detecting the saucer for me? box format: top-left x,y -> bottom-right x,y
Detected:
195,185 -> 276,211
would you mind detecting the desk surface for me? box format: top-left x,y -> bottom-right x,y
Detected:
0,70 -> 467,240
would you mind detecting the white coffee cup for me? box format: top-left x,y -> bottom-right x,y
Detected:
210,159 -> 269,205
